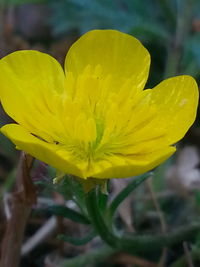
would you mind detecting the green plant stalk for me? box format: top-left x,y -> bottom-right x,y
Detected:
119,223 -> 200,254
85,188 -> 118,247
59,245 -> 116,267
85,188 -> 200,255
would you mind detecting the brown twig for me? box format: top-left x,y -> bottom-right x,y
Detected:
146,178 -> 167,267
170,246 -> 200,267
0,152 -> 36,267
146,178 -> 167,234
182,241 -> 194,267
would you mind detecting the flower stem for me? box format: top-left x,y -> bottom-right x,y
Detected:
59,245 -> 116,267
85,187 -> 200,255
85,188 -> 118,247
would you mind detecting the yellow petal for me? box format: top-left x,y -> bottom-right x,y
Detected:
0,50 -> 65,142
65,30 -> 150,90
150,75 -> 199,144
91,146 -> 176,179
1,124 -> 85,178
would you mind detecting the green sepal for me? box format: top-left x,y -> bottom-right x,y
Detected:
78,177 -> 108,193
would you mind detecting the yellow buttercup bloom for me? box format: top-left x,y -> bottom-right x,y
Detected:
0,30 -> 198,179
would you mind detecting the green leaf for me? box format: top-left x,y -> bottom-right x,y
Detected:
58,230 -> 96,246
97,181 -> 109,212
195,191 -> 200,207
108,173 -> 152,219
98,192 -> 108,213
48,205 -> 90,225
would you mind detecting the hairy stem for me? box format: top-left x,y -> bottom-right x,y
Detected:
59,246 -> 116,267
85,188 -> 117,247
85,188 -> 200,255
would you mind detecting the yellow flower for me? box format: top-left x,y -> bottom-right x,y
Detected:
0,30 -> 198,179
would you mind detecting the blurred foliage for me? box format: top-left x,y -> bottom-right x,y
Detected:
49,0 -> 171,43
2,0 -> 200,83
182,33 -> 200,76
0,0 -> 47,5
47,0 -> 200,86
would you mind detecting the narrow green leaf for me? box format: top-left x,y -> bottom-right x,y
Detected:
48,205 -> 90,225
58,230 -> 96,246
109,173 -> 152,219
98,192 -> 108,212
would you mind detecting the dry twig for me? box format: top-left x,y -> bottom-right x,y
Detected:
146,178 -> 167,267
0,152 -> 36,267
182,241 -> 194,267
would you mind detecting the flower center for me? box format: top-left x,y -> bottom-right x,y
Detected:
31,65 -> 161,171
